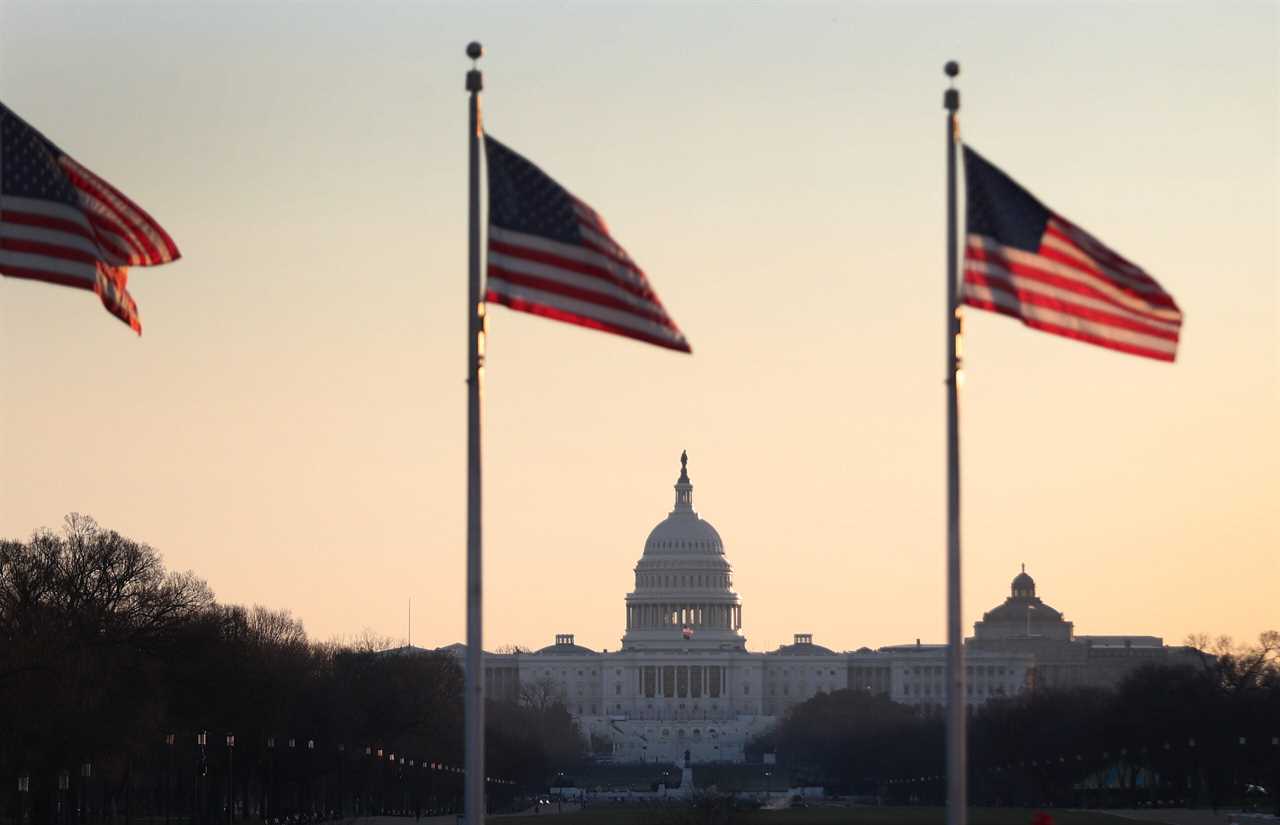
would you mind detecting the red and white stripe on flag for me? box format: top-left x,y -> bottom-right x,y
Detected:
963,216 -> 1182,362
1,103 -> 180,333
960,146 -> 1181,362
483,134 -> 690,353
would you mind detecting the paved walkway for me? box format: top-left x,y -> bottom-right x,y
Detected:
349,805 -> 582,825
1098,809 -> 1280,825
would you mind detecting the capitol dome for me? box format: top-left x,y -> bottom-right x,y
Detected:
621,452 -> 745,651
643,453 -> 725,556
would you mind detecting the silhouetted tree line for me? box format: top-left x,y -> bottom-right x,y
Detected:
0,516 -> 585,825
756,633 -> 1279,813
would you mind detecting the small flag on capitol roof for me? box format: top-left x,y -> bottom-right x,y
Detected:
0,102 -> 180,333
483,134 -> 690,353
961,146 -> 1182,361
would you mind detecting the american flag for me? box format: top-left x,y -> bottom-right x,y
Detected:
1,102 -> 180,333
962,146 -> 1182,362
484,135 -> 690,353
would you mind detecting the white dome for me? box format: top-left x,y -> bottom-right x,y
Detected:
641,449 -> 724,556
644,512 -> 724,556
622,452 -> 746,652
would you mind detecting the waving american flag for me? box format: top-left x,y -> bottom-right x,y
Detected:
484,134 -> 690,353
962,146 -> 1182,361
1,102 -> 180,333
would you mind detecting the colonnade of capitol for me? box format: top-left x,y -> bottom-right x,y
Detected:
442,453 -> 1197,764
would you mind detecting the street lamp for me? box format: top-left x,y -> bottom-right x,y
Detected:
18,774 -> 30,825
165,734 -> 176,825
79,763 -> 92,825
197,733 -> 208,825
307,740 -> 316,817
265,737 -> 276,822
225,734 -> 235,825
58,770 -> 70,825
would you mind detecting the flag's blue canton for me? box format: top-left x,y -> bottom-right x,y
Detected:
964,146 -> 1049,253
0,105 -> 78,206
484,135 -> 580,244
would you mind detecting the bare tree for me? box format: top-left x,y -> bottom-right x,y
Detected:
519,676 -> 567,713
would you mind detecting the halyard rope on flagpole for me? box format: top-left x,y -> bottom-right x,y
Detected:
465,39 -> 487,825
943,59 -> 968,825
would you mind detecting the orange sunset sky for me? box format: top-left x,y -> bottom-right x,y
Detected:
1,1 -> 1276,653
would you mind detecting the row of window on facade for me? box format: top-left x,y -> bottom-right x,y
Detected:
612,727 -> 723,746
626,604 -> 742,629
770,667 -> 840,677
638,665 -> 740,698
638,572 -> 731,588
647,540 -> 717,552
902,683 -> 1014,697
905,665 -> 1014,677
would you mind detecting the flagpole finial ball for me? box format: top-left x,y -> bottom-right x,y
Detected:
466,42 -> 483,60
944,61 -> 960,78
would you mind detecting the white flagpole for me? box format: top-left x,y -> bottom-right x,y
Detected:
943,60 -> 967,825
464,40 -> 487,825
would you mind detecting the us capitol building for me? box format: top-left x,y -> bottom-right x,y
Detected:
446,453 -> 1198,764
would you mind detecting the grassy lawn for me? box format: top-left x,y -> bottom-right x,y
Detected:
498,807 -> 1130,825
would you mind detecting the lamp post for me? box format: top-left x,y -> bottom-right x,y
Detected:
164,734 -> 176,825
307,740 -> 316,817
225,734 -> 235,825
337,743 -> 345,819
197,732 -> 208,825
58,770 -> 70,825
265,737 -> 275,823
78,762 -> 92,825
17,774 -> 30,825
362,746 -> 371,816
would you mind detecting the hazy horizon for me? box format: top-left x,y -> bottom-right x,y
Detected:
2,1 -> 1276,656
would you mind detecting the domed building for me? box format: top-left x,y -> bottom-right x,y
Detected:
465,454 -> 1034,763
967,565 -> 1201,689
453,453 -> 1193,764
622,451 -> 745,652
971,565 -> 1073,642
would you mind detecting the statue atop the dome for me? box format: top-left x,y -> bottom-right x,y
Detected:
679,450 -> 689,482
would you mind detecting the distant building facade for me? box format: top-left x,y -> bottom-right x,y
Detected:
967,564 -> 1201,690
440,454 -> 1198,764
